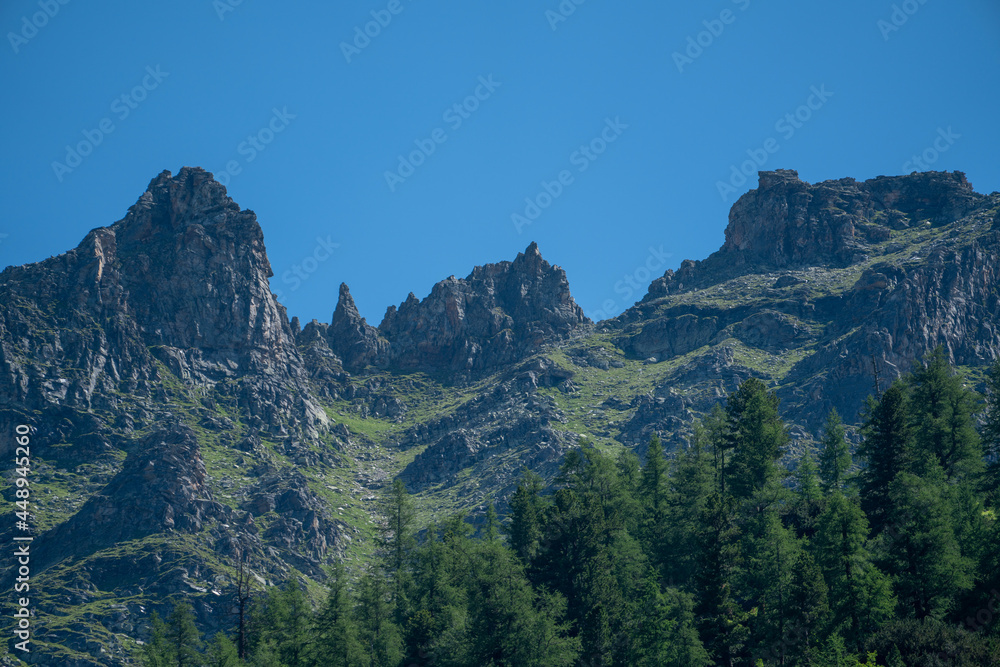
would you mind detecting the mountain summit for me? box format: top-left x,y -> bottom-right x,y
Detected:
2,167 -> 998,665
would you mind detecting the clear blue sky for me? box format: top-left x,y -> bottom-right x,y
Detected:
2,1 -> 999,325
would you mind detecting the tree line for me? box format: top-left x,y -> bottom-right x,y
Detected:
143,348 -> 1000,666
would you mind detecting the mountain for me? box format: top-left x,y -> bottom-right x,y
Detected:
1,166 -> 997,665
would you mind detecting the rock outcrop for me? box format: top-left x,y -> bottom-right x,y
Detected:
645,169 -> 983,298
375,242 -> 589,374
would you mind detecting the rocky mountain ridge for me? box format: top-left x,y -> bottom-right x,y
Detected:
1,166 -> 998,665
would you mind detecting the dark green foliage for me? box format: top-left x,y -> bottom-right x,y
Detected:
311,560 -> 363,667
881,469 -> 973,620
143,600 -> 204,667
868,617 -> 1000,666
982,358 -> 1000,504
858,380 -> 912,536
725,377 -> 789,499
907,346 -> 984,481
819,409 -> 852,493
812,492 -> 895,653
506,469 -> 547,565
205,633 -> 240,667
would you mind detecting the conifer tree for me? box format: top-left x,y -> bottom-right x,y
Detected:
507,469 -> 548,566
981,358 -> 1000,504
354,569 -> 403,667
858,380 -> 912,536
819,409 -> 852,493
790,450 -> 824,540
907,346 -> 984,482
638,434 -> 670,575
725,377 -> 789,500
311,560 -> 362,667
695,492 -> 748,667
142,611 -> 172,667
165,600 -> 202,667
664,420 -> 716,587
787,550 -> 831,664
882,468 -> 973,619
205,633 -> 241,667
812,492 -> 895,653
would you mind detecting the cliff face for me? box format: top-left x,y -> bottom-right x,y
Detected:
618,169 -> 998,435
2,167 -> 998,666
645,169 -> 983,296
376,241 -> 589,373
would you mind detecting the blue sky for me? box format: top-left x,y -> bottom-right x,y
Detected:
2,1 -> 999,325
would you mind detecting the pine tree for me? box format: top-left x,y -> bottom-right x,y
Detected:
981,358 -> 1000,505
483,501 -> 500,543
725,377 -> 789,500
812,492 -> 895,653
907,346 -> 984,482
787,550 -> 831,665
205,633 -> 241,667
694,492 -> 748,667
638,434 -> 670,577
790,450 -> 824,540
403,517 -> 471,665
142,612 -> 172,667
355,569 -> 403,667
882,468 -> 973,619
664,420 -> 716,587
466,537 -> 580,666
629,574 -> 709,667
819,409 -> 852,493
506,469 -> 547,566
311,560 -> 362,667
742,510 -> 800,665
161,600 -> 204,667
857,380 -> 912,536
277,579 -> 312,667
383,479 -> 416,580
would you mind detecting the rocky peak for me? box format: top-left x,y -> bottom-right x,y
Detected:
327,283 -> 387,372
109,168 -> 302,380
644,169 -> 985,300
375,243 -> 589,373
